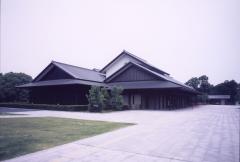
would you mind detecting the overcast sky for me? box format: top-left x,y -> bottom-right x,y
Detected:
1,0 -> 239,85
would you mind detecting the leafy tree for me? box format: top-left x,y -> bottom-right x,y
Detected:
198,75 -> 212,93
185,77 -> 200,90
210,80 -> 238,104
0,72 -> 32,102
186,75 -> 239,104
110,86 -> 124,111
185,75 -> 212,93
235,84 -> 240,103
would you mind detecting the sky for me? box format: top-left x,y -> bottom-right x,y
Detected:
1,0 -> 239,85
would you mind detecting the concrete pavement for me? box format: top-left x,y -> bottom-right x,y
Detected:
1,105 -> 239,162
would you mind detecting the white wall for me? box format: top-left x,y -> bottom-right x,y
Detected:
105,55 -> 140,78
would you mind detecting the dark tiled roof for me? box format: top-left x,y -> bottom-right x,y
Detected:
52,61 -> 105,82
107,81 -> 181,89
17,79 -> 107,87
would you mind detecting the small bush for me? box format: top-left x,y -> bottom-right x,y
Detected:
87,86 -> 124,112
86,86 -> 105,112
110,87 -> 124,111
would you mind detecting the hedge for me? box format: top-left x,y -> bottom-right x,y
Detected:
0,103 -> 88,112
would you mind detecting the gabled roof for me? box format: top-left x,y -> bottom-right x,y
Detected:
104,62 -> 160,82
100,50 -> 169,75
34,61 -> 105,83
105,61 -> 198,93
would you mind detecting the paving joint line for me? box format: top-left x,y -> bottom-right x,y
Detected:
78,143 -> 193,162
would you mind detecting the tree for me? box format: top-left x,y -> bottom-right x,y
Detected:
185,77 -> 200,90
186,75 -> 240,104
210,80 -> 238,104
110,86 -> 124,111
235,84 -> 240,104
0,72 -> 32,102
185,75 -> 212,93
185,75 -> 213,104
198,75 -> 212,93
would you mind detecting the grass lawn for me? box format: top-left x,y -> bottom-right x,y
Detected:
0,117 -> 132,161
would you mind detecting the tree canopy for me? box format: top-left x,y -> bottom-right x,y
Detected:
210,80 -> 238,103
185,75 -> 239,104
185,77 -> 200,90
235,84 -> 240,102
185,75 -> 212,93
0,72 -> 32,102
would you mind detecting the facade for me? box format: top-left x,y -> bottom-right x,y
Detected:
19,50 -> 199,109
208,95 -> 230,105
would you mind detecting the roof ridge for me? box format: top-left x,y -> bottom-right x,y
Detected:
52,61 -> 104,74
100,50 -> 169,75
122,50 -> 148,63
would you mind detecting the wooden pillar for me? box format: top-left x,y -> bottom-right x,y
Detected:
177,96 -> 179,108
173,96 -> 175,109
183,96 -> 186,107
181,96 -> 183,108
175,96 -> 178,109
177,96 -> 179,109
165,96 -> 168,109
163,96 -> 165,109
159,95 -> 162,109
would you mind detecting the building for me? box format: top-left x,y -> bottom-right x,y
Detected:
208,95 -> 231,105
19,50 -> 199,109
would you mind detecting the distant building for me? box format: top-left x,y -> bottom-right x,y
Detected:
208,95 -> 230,105
18,50 -> 199,109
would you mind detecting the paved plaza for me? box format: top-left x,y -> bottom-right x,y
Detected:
1,105 -> 239,162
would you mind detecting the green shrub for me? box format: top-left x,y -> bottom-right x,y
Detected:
110,87 -> 124,111
86,86 -> 105,112
101,87 -> 111,110
87,86 -> 124,112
